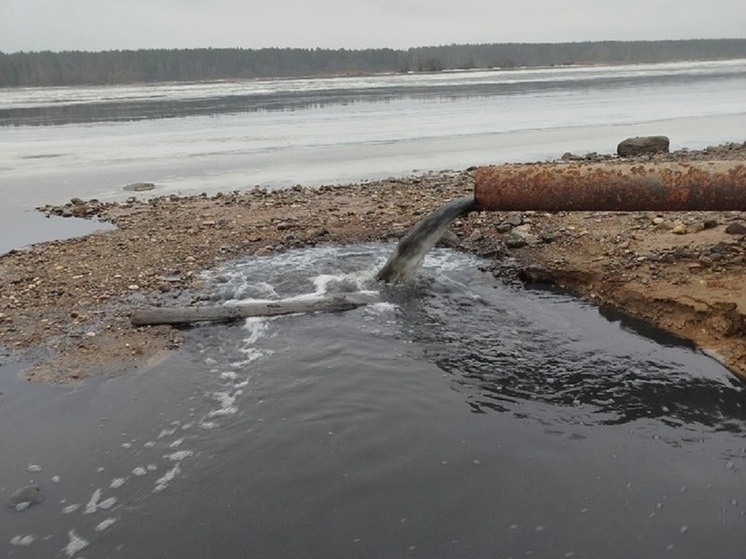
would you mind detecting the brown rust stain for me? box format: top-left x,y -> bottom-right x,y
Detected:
474,161 -> 746,212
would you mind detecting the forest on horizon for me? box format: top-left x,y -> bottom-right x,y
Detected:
2,38 -> 746,88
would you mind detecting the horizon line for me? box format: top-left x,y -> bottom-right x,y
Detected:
3,37 -> 746,56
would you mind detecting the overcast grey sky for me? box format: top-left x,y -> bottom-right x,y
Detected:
1,0 -> 745,53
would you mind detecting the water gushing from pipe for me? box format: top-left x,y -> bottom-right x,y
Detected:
378,160 -> 745,283
377,196 -> 477,283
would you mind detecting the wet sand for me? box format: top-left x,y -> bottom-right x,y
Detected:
1,143 -> 744,383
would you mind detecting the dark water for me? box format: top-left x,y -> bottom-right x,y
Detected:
2,245 -> 745,558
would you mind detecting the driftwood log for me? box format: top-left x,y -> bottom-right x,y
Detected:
131,294 -> 372,326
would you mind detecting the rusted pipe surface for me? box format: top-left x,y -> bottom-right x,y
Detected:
474,161 -> 746,212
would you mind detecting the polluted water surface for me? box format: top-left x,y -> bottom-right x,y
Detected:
1,242 -> 744,558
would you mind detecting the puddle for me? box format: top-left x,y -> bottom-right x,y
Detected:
0,207 -> 115,255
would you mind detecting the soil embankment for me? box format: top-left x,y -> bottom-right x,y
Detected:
1,142 -> 744,382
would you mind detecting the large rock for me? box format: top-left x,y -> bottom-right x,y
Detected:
617,136 -> 670,157
123,182 -> 156,192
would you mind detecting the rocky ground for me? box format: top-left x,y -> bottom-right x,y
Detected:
1,142 -> 745,383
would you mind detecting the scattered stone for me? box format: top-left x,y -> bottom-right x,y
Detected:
505,235 -> 527,249
511,224 -> 540,246
671,224 -> 687,235
617,135 -> 670,157
655,220 -> 673,231
438,230 -> 459,246
123,182 -> 156,192
540,231 -> 560,243
467,229 -> 483,242
690,222 -> 705,233
703,219 -> 719,230
725,222 -> 746,235
305,227 -> 329,238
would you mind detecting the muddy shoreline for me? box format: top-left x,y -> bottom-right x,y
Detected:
1,143 -> 744,383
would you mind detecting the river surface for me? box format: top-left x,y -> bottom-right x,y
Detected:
2,246 -> 745,558
2,59 -> 746,212
1,62 -> 745,557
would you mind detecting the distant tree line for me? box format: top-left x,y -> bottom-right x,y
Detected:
1,39 -> 745,88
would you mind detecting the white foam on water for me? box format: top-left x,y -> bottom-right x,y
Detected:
84,488 -> 102,514
158,426 -> 178,438
253,281 -> 279,298
10,535 -> 36,546
165,450 -> 194,461
421,248 -> 484,273
310,270 -> 377,296
62,503 -> 81,514
95,518 -> 117,532
82,488 -> 115,514
169,438 -> 184,448
27,463 -> 42,472
364,302 -> 399,318
132,467 -> 148,477
203,244 -> 385,305
242,316 -> 270,344
154,464 -> 181,492
110,477 -> 127,489
220,316 -> 272,368
63,530 -> 89,558
207,391 -> 240,418
98,497 -> 117,510
234,378 -> 250,389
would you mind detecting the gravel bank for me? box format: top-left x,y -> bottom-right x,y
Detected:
1,142 -> 744,382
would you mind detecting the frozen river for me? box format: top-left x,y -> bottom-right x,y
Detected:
2,58 -> 745,211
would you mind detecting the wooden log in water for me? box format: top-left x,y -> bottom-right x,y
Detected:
131,294 -> 372,326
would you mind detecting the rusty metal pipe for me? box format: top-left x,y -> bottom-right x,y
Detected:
474,161 -> 746,212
